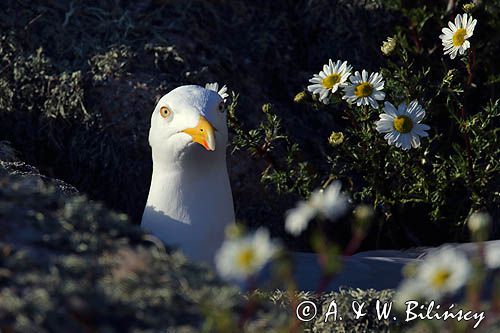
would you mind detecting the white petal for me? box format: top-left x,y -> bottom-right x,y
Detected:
410,134 -> 421,148
379,113 -> 394,121
441,27 -> 453,35
401,134 -> 411,150
462,14 -> 468,29
376,119 -> 393,133
455,15 -> 462,29
361,69 -> 368,82
369,97 -> 379,109
373,91 -> 385,101
307,84 -> 322,92
384,101 -> 398,117
397,102 -> 407,115
468,19 -> 477,34
413,123 -> 430,137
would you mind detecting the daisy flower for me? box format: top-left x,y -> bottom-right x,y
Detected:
415,247 -> 471,300
307,59 -> 352,104
215,228 -> 279,280
342,70 -> 385,109
285,181 -> 348,236
375,100 -> 430,150
393,279 -> 426,310
205,82 -> 229,102
439,13 -> 477,59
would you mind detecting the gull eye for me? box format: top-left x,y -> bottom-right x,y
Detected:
218,101 -> 225,113
160,106 -> 173,119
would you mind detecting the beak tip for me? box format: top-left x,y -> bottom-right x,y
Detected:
182,115 -> 216,151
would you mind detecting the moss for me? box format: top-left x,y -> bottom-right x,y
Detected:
0,160 -> 236,332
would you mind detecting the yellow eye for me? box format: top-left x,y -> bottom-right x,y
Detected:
160,106 -> 173,119
218,102 -> 225,113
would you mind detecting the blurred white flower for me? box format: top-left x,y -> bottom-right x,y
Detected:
439,13 -> 477,59
342,70 -> 385,109
285,181 -> 348,236
468,212 -> 491,233
215,228 -> 279,280
394,279 -> 426,310
485,243 -> 500,269
415,247 -> 471,300
307,59 -> 352,104
375,100 -> 430,150
205,82 -> 229,102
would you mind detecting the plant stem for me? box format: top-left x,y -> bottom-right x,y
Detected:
238,278 -> 257,328
343,230 -> 365,256
460,47 -> 476,189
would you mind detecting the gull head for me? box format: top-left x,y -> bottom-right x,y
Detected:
149,85 -> 228,166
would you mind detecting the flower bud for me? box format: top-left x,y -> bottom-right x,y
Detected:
380,36 -> 397,56
463,3 -> 477,13
294,91 -> 308,104
262,103 -> 272,114
328,131 -> 344,146
353,204 -> 374,233
225,223 -> 246,239
468,212 -> 491,241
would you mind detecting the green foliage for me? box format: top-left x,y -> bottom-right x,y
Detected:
229,99 -> 316,197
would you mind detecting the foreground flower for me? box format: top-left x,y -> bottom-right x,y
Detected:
415,247 -> 471,299
394,280 -> 426,310
439,13 -> 477,59
468,212 -> 491,241
215,228 -> 279,280
485,243 -> 500,269
375,100 -> 430,150
342,70 -> 385,108
307,59 -> 352,104
285,181 -> 348,236
205,82 -> 229,101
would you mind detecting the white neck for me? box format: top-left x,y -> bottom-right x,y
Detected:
141,150 -> 234,263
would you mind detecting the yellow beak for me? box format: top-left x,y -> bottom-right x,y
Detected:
182,116 -> 216,151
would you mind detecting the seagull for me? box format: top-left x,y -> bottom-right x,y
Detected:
141,84 -> 234,263
142,84 -> 499,292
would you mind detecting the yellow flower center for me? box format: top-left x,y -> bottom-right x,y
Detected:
393,115 -> 414,133
452,28 -> 467,47
322,73 -> 342,89
431,269 -> 452,288
354,82 -> 373,97
237,247 -> 255,269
